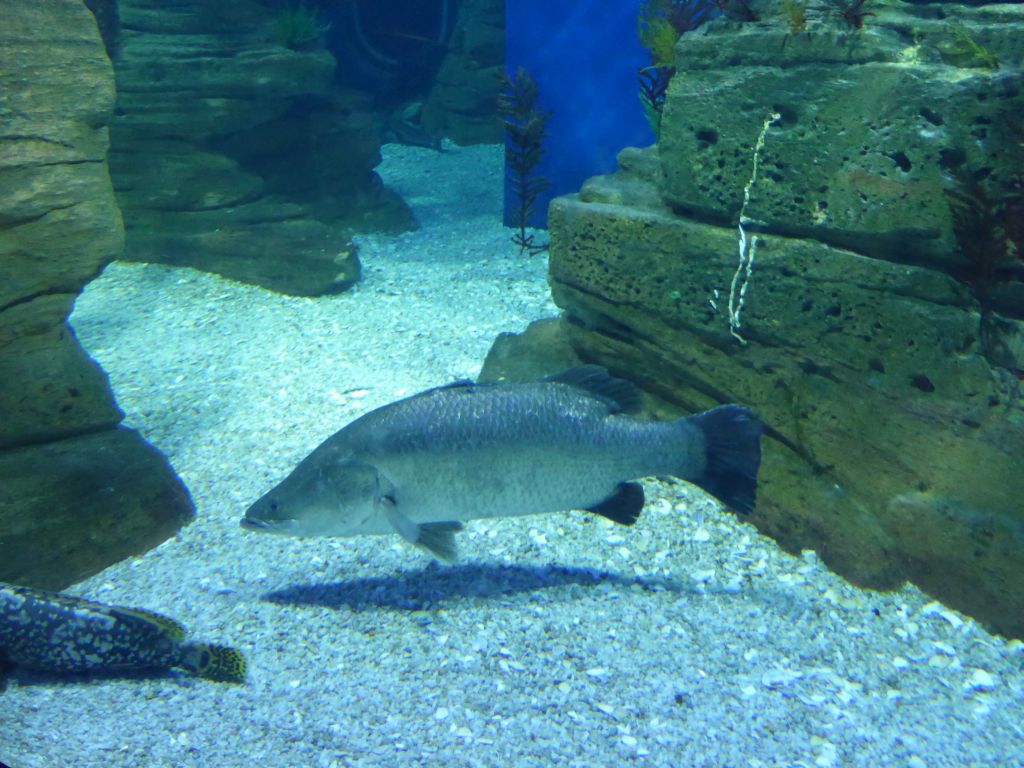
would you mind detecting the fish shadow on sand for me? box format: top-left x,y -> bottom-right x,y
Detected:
264,562 -> 688,612
1,666 -> 180,690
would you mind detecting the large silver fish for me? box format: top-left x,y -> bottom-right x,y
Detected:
0,583 -> 246,684
241,366 -> 763,560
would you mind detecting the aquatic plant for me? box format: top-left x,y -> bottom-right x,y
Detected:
833,0 -> 874,30
780,0 -> 808,34
947,24 -> 1000,71
639,66 -> 675,138
945,169 -> 1024,306
273,2 -> 330,51
638,2 -> 681,67
636,2 -> 718,136
638,0 -> 719,66
498,68 -> 551,256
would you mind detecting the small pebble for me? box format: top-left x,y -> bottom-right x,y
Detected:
964,669 -> 998,692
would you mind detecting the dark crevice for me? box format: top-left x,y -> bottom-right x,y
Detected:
0,286 -> 81,315
6,158 -> 104,171
2,420 -> 124,452
0,200 -> 85,230
1,134 -> 76,149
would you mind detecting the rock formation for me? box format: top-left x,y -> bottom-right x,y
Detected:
0,0 -> 193,590
543,2 -> 1024,635
109,0 -> 414,296
422,0 -> 505,144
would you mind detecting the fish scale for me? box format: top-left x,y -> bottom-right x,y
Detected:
242,367 -> 763,561
0,583 -> 247,684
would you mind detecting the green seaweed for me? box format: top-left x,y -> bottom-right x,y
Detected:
943,24 -> 1000,71
780,0 -> 808,34
273,2 -> 330,51
638,0 -> 678,67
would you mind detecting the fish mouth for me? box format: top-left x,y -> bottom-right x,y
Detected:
239,516 -> 292,534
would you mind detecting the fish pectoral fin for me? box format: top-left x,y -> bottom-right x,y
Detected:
416,522 -> 463,562
381,499 -> 420,543
380,499 -> 463,561
587,482 -> 645,526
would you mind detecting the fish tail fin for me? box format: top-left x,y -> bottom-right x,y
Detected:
180,642 -> 248,683
686,405 -> 763,514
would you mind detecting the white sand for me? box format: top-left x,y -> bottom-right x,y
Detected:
2,143 -> 1022,768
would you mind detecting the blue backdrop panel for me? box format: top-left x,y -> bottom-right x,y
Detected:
505,0 -> 653,228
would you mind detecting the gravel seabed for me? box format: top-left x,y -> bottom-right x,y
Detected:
3,143 -> 1023,768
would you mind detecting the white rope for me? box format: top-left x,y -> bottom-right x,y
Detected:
727,111 -> 781,345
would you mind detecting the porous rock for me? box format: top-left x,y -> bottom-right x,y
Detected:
542,3 -> 1024,635
109,0 -> 414,296
422,0 -> 505,144
0,0 -> 193,588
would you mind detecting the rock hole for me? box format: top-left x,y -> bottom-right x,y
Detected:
771,104 -> 798,126
887,151 -> 912,172
938,148 -> 966,170
695,128 -> 719,145
910,374 -> 935,392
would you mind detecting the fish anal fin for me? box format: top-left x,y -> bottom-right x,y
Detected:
416,522 -> 463,562
587,482 -> 644,526
109,607 -> 188,641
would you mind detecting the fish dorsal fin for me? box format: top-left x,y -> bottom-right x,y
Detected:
109,606 -> 188,641
587,482 -> 645,526
7,585 -> 102,614
435,378 -> 475,390
424,379 -> 478,395
544,366 -> 644,414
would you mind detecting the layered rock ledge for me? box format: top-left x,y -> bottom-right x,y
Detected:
0,0 -> 193,588
545,2 -> 1024,635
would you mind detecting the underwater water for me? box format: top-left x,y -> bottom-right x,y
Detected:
3,1 -> 1024,767
505,0 -> 656,227
1,141 -> 1021,768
